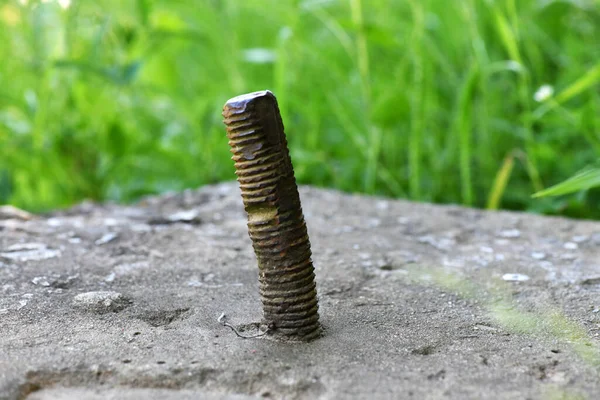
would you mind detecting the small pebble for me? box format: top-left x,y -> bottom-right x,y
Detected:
563,242 -> 578,250
502,273 -> 530,282
168,210 -> 201,223
531,252 -> 546,260
46,218 -> 62,227
72,291 -> 130,313
31,276 -> 50,287
95,232 -> 118,246
498,229 -> 521,238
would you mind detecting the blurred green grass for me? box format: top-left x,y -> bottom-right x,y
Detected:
0,0 -> 599,216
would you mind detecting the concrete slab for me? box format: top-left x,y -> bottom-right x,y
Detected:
1,182 -> 599,399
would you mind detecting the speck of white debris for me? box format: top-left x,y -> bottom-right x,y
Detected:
95,232 -> 118,246
397,217 -> 410,224
495,254 -> 505,261
31,277 -> 50,286
531,252 -> 546,260
46,218 -> 62,227
104,272 -> 116,283
149,249 -> 165,258
353,244 -> 360,250
376,201 -> 389,210
358,252 -> 371,260
564,242 -> 578,250
498,229 -> 521,238
204,273 -> 215,282
6,243 -> 45,251
22,293 -> 33,299
480,246 -> 494,253
68,237 -> 82,244
103,218 -> 119,227
168,209 -> 200,223
572,235 -> 589,243
503,273 -> 530,282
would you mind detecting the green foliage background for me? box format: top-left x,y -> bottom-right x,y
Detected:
1,0 -> 599,216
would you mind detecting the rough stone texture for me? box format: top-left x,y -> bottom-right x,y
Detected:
1,182 -> 599,400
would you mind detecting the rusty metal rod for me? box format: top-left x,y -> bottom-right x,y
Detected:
222,90 -> 321,341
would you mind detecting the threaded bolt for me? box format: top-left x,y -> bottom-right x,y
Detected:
222,90 -> 321,342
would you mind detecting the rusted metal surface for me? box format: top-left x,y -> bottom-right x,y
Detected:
222,90 -> 320,341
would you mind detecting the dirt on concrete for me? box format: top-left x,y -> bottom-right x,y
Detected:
1,182 -> 599,399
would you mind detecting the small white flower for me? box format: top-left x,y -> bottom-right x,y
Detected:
534,84 -> 554,102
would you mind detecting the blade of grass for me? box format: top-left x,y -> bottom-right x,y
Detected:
407,0 -> 424,200
350,0 -> 377,193
487,151 -> 515,210
533,168 -> 600,198
455,63 -> 479,206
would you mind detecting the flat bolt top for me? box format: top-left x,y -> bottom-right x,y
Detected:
224,90 -> 275,109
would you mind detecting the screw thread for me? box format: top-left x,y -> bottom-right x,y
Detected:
223,90 -> 320,341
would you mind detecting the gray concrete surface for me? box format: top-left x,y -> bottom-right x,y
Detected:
1,182 -> 599,399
